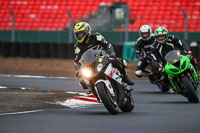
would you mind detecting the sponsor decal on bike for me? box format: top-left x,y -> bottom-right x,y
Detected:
109,68 -> 116,77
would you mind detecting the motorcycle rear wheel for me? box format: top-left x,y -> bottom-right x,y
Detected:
119,92 -> 134,112
96,82 -> 119,114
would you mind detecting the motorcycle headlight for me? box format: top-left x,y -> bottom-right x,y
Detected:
97,63 -> 103,72
181,61 -> 186,69
81,68 -> 92,78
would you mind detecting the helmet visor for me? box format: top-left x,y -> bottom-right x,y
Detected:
156,35 -> 166,41
141,32 -> 150,38
75,31 -> 86,40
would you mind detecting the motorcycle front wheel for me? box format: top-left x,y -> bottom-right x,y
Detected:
181,76 -> 199,103
119,91 -> 134,112
96,82 -> 119,114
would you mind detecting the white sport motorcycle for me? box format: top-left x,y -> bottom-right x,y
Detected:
78,49 -> 134,114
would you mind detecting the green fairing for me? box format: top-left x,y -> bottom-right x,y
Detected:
165,55 -> 199,92
165,55 -> 190,92
165,55 -> 190,77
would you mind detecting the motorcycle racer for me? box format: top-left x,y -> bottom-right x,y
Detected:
135,25 -> 155,78
73,22 -> 134,88
151,26 -> 197,89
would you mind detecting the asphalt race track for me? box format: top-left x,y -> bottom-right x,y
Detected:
0,76 -> 200,133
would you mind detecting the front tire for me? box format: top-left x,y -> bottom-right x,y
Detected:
181,76 -> 199,103
96,82 -> 119,114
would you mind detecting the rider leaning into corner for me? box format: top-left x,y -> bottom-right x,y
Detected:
150,26 -> 198,88
135,25 -> 155,78
73,22 -> 134,89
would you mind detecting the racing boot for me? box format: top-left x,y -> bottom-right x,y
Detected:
111,58 -> 134,85
122,69 -> 134,85
123,74 -> 134,85
123,84 -> 134,92
149,72 -> 156,84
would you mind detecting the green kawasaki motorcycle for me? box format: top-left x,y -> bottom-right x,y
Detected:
164,50 -> 199,103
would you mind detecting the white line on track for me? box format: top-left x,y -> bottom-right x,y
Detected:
0,74 -> 76,79
0,86 -> 7,89
0,110 -> 44,116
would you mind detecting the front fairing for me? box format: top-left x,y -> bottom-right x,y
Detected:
80,49 -> 109,79
164,50 -> 190,77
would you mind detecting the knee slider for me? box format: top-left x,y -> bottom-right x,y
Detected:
123,60 -> 127,67
135,70 -> 143,77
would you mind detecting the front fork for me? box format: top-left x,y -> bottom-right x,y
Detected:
168,76 -> 181,92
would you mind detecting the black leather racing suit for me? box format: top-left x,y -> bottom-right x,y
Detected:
151,35 -> 191,77
74,32 -> 134,85
74,32 -> 116,70
135,36 -> 155,77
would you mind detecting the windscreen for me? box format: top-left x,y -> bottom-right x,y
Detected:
164,50 -> 181,64
80,49 -> 98,67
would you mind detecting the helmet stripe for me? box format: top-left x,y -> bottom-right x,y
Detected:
79,24 -> 84,30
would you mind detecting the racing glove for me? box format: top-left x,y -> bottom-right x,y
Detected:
186,50 -> 193,59
108,55 -> 116,62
